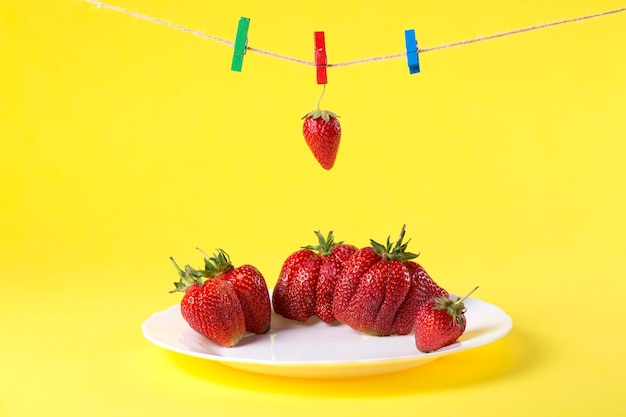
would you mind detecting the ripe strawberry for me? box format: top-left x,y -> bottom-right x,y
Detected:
315,242 -> 358,322
414,287 -> 479,353
272,231 -> 357,322
389,261 -> 449,335
333,225 -> 429,336
169,258 -> 246,347
302,109 -> 341,170
197,248 -> 271,334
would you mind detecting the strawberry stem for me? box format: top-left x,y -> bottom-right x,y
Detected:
316,83 -> 326,112
433,286 -> 480,326
301,85 -> 339,123
395,224 -> 407,249
455,286 -> 480,306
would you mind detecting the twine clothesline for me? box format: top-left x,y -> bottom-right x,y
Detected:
84,0 -> 626,68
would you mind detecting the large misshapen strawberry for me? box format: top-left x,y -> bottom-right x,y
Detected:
169,258 -> 246,347
390,261 -> 449,335
414,287 -> 479,352
333,225 -> 447,336
197,248 -> 271,335
272,231 -> 357,322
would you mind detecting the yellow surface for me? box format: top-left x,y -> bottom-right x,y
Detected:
1,0 -> 625,415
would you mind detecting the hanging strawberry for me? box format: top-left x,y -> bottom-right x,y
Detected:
302,85 -> 342,170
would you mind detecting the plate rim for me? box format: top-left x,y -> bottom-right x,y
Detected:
141,294 -> 513,370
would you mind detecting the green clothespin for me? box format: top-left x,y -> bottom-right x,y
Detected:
231,17 -> 250,72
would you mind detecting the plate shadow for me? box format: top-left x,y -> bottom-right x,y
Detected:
167,325 -> 540,398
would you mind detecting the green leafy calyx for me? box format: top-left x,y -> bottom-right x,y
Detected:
302,109 -> 339,123
169,257 -> 204,293
196,248 -> 235,279
370,224 -> 419,262
433,286 -> 480,326
302,230 -> 342,256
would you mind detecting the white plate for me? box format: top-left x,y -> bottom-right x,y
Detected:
142,292 -> 512,378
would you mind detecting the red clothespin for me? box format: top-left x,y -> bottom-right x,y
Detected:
314,31 -> 327,84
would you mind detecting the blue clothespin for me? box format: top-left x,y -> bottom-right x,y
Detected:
231,17 -> 250,72
404,29 -> 420,74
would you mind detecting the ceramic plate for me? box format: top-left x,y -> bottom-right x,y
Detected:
142,292 -> 512,378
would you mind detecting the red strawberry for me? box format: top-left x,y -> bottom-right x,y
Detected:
272,249 -> 319,321
315,243 -> 358,322
414,287 -> 479,353
389,261 -> 449,335
302,109 -> 341,170
197,248 -> 271,334
169,258 -> 246,347
272,231 -> 357,322
333,225 -> 426,336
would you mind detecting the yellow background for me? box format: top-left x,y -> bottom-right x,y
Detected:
1,0 -> 625,415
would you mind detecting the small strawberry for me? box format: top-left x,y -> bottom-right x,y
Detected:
197,248 -> 271,335
414,287 -> 479,353
169,258 -> 246,347
333,225 -> 420,336
272,231 -> 357,322
302,108 -> 341,170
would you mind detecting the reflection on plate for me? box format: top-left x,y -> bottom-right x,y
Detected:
141,292 -> 512,378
